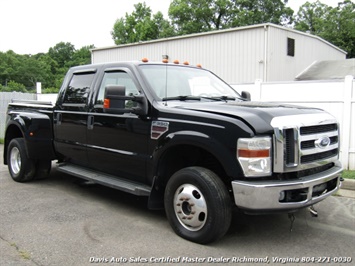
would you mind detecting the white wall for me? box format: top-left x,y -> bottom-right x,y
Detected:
37,93 -> 58,104
232,76 -> 355,170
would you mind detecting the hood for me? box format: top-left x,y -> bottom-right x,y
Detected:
173,101 -> 325,134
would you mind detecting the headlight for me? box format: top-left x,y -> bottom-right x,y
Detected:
237,137 -> 272,177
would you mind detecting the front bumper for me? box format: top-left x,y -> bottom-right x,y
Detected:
232,162 -> 343,213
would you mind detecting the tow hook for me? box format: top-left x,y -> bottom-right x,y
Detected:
309,205 -> 318,217
288,213 -> 295,232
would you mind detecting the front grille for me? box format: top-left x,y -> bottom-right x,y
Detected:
300,124 -> 337,135
272,114 -> 340,173
301,149 -> 339,164
301,136 -> 338,150
299,123 -> 339,164
285,129 -> 295,165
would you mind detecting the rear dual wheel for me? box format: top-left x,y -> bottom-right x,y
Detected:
164,167 -> 232,244
7,138 -> 51,182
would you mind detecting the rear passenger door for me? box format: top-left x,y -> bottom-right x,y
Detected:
86,68 -> 150,182
54,69 -> 96,166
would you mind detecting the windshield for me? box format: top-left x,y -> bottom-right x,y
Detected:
139,65 -> 240,100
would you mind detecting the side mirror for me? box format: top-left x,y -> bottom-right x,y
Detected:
241,91 -> 251,101
104,85 -> 148,116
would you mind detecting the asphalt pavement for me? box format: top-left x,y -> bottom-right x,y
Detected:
0,144 -> 354,266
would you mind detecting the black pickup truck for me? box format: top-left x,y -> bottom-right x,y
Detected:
3,60 -> 343,244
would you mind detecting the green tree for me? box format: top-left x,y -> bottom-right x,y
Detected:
0,51 -> 21,87
169,0 -> 238,34
70,45 -> 94,66
233,0 -> 294,26
111,2 -> 174,45
48,42 -> 75,69
294,0 -> 355,58
294,1 -> 332,34
168,0 -> 293,35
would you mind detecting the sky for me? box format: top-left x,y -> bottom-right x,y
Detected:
0,0 -> 340,55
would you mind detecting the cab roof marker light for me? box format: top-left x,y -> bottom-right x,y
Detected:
142,58 -> 149,63
173,60 -> 179,64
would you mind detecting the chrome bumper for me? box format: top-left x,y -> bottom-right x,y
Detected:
232,162 -> 343,212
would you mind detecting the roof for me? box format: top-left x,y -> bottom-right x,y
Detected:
295,59 -> 355,80
91,23 -> 346,55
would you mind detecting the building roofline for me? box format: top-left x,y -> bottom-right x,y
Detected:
91,23 -> 347,55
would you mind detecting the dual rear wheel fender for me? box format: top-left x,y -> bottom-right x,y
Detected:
7,138 -> 51,182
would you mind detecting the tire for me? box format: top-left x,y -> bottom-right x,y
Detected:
164,166 -> 232,244
7,138 -> 36,182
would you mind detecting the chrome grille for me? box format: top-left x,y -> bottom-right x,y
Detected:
299,123 -> 339,165
271,113 -> 340,173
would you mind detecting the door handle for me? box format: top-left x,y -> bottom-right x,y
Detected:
56,113 -> 62,125
87,116 -> 94,130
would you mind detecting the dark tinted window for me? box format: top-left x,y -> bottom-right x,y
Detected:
287,38 -> 295,57
63,73 -> 95,104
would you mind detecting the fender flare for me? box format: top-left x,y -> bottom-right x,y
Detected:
5,111 -> 56,163
151,130 -> 240,179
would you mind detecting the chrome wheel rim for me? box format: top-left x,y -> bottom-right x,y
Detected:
173,184 -> 207,231
10,147 -> 21,175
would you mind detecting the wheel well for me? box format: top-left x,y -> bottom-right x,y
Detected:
4,124 -> 24,164
148,144 -> 233,210
156,145 -> 231,190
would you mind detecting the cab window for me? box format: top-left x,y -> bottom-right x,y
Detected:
63,73 -> 94,104
96,71 -> 139,106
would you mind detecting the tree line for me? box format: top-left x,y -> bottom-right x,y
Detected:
0,42 -> 93,93
1,0 -> 354,93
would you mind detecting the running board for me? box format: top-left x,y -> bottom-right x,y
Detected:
57,163 -> 151,196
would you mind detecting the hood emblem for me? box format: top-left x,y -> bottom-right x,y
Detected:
315,136 -> 330,149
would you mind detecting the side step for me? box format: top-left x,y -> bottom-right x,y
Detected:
57,163 -> 151,196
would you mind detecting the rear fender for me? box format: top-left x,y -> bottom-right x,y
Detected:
4,111 -> 56,163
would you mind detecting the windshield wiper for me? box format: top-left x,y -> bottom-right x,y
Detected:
200,95 -> 236,101
162,95 -> 201,101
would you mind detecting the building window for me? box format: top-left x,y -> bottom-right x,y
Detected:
287,38 -> 295,57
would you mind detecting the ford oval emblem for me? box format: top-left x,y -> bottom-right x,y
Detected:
315,136 -> 331,149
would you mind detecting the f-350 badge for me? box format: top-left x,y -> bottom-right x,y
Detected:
151,121 -> 169,139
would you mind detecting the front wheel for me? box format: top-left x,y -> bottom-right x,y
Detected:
164,167 -> 232,244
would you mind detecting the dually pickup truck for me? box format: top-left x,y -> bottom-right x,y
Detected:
3,60 -> 343,244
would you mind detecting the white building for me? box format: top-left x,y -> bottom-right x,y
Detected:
91,23 -> 347,84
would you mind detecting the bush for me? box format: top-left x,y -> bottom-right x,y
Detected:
42,87 -> 60,93
1,80 -> 27,92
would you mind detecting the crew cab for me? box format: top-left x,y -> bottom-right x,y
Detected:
3,60 -> 343,244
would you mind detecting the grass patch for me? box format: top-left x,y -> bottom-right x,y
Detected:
19,250 -> 31,260
0,138 -> 3,144
342,170 -> 355,179
10,242 -> 31,260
